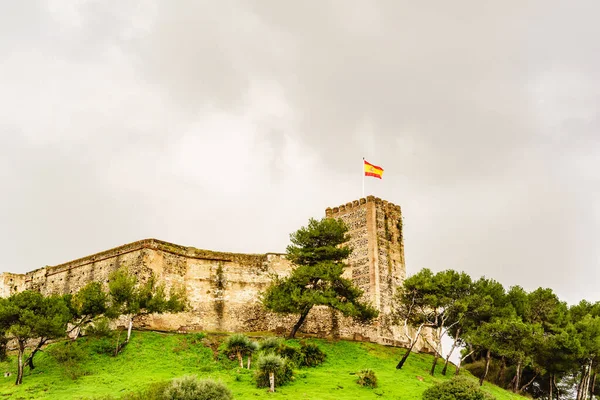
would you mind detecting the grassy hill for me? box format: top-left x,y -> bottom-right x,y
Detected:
0,331 -> 526,400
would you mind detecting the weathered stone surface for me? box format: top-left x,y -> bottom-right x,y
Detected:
0,198 -> 434,353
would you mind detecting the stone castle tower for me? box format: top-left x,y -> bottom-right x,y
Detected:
0,196 -> 430,350
325,196 -> 405,342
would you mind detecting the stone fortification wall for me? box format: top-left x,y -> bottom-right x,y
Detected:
0,198 -> 433,352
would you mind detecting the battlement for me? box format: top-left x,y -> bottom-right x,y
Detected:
325,196 -> 401,217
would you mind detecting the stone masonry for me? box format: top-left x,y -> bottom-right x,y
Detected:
0,197 -> 433,352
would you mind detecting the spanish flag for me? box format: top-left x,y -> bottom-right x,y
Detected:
364,159 -> 384,179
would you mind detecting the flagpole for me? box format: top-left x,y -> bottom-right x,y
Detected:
362,157 -> 365,198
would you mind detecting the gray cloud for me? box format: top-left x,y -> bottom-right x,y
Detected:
1,1 -> 599,305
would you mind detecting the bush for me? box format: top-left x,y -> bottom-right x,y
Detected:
121,381 -> 171,400
90,337 -> 117,356
47,341 -> 88,380
255,354 -> 294,388
277,343 -> 302,366
422,376 -> 496,400
85,317 -> 114,338
357,369 -> 378,388
222,334 -> 250,360
48,341 -> 86,364
188,332 -> 206,344
163,376 -> 232,400
259,337 -> 282,354
300,342 -> 326,367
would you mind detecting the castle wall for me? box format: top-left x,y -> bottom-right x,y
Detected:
0,197 -> 434,352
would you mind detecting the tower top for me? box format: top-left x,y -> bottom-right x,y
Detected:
325,196 -> 401,217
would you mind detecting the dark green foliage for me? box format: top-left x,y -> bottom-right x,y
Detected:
300,342 -> 326,367
85,317 -> 113,338
422,376 -> 496,400
104,267 -> 188,352
222,333 -> 251,356
356,369 -> 378,388
188,332 -> 206,344
262,218 -> 378,338
255,354 -> 294,388
48,341 -> 86,364
0,335 -> 8,362
69,282 -> 108,320
163,376 -> 233,400
258,337 -> 282,354
285,217 -> 352,266
106,268 -> 188,320
277,343 -> 302,366
47,341 -> 88,380
0,290 -> 72,384
121,381 -> 171,400
95,377 -> 232,400
90,337 -> 118,356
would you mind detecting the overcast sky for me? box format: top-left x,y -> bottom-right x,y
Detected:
1,1 -> 599,305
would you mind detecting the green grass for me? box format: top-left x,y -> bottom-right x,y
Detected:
0,331 -> 526,400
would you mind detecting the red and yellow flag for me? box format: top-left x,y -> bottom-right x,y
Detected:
364,159 -> 383,179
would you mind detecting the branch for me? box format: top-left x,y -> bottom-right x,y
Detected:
519,373 -> 538,393
461,349 -> 476,362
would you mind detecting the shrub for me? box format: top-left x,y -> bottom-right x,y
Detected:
47,341 -> 88,380
90,337 -> 117,356
87,381 -> 170,400
255,354 -> 294,390
48,341 -> 86,364
222,334 -> 251,366
277,343 -> 302,366
422,376 -> 496,400
259,337 -> 282,354
188,332 -> 206,344
163,376 -> 232,400
85,317 -> 114,338
300,342 -> 326,367
357,369 -> 378,388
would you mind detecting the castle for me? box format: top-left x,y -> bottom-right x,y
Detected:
0,196 -> 431,351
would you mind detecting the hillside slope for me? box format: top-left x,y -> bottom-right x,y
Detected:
0,331 -> 526,400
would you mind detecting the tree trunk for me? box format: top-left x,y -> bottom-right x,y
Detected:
16,340 -> 25,385
578,363 -> 589,400
576,366 -> 583,400
430,352 -> 439,376
549,373 -> 553,400
26,338 -> 48,370
289,307 -> 311,339
126,316 -> 133,343
583,360 -> 593,400
247,354 -> 251,369
269,371 -> 275,392
396,340 -> 417,369
442,328 -> 460,375
479,349 -> 491,386
553,374 -> 559,400
237,351 -> 243,368
498,357 -> 506,385
455,356 -> 462,376
514,360 -> 522,392
455,349 -> 475,376
590,371 -> 596,400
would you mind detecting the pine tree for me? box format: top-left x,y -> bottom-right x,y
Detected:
261,217 -> 378,338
